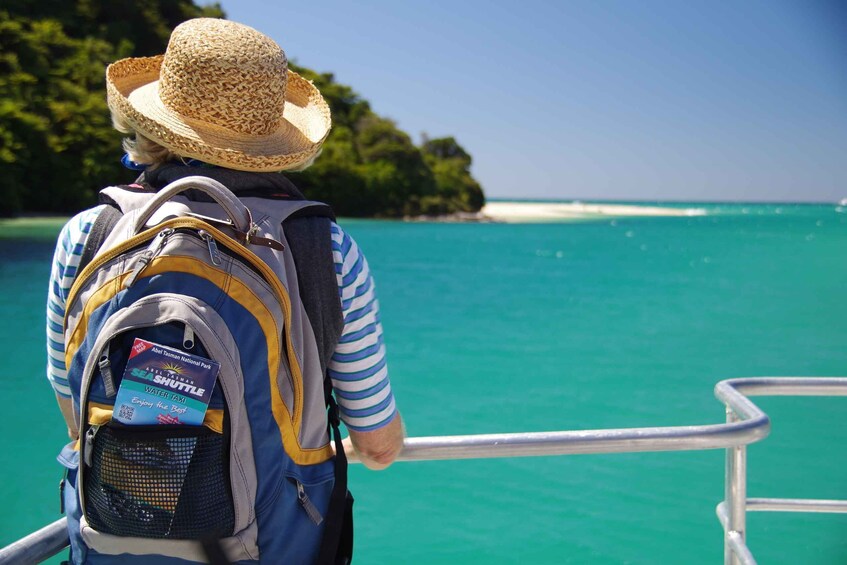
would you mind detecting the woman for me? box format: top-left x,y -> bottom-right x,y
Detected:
47,17 -> 403,563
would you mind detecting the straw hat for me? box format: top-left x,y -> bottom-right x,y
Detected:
106,18 -> 331,172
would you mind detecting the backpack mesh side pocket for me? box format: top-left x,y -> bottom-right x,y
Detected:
84,424 -> 234,539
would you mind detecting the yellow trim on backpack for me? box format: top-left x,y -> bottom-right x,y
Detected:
202,409 -> 224,433
88,404 -> 114,426
65,219 -> 214,318
66,237 -> 332,465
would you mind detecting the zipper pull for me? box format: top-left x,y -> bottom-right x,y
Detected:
83,425 -> 100,467
199,230 -> 222,266
297,481 -> 324,525
99,353 -> 116,398
123,228 -> 174,288
183,324 -> 195,350
59,473 -> 66,514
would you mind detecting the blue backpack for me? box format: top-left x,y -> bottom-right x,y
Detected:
58,175 -> 352,564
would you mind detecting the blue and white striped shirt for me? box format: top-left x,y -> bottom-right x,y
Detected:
46,206 -> 396,432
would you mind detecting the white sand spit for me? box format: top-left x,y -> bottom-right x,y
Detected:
481,201 -> 707,223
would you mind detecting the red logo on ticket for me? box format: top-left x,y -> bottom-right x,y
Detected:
129,338 -> 153,359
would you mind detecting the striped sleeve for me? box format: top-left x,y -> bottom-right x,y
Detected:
46,206 -> 105,398
328,223 -> 397,432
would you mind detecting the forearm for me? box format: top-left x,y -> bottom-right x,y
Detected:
344,411 -> 405,470
56,393 -> 78,440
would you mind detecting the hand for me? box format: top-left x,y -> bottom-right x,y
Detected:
337,412 -> 405,470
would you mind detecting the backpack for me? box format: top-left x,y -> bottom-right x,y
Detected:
58,175 -> 352,564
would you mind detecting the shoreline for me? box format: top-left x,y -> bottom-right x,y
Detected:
406,201 -> 709,223
480,201 -> 708,223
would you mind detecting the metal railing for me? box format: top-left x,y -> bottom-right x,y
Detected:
1,376 -> 845,564
713,378 -> 847,565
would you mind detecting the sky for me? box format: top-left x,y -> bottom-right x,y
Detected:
218,0 -> 847,202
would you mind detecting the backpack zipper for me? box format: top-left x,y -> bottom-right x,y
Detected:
59,472 -> 66,514
83,424 -> 100,467
296,480 -> 324,525
183,324 -> 195,350
123,228 -> 174,288
98,344 -> 116,398
198,230 -> 222,265
66,218 -> 224,319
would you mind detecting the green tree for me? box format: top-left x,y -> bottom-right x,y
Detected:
292,70 -> 486,218
290,65 -> 371,132
0,13 -> 120,215
422,136 -> 486,213
355,115 -> 437,216
0,4 -> 485,218
0,2 -> 224,216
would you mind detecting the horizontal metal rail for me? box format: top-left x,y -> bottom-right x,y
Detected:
719,498 -> 847,515
0,519 -> 67,565
2,377 -> 845,565
383,377 -> 847,463
716,495 -> 847,565
747,498 -> 847,513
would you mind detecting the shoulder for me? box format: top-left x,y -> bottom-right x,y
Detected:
50,205 -> 107,303
55,205 -> 107,258
329,222 -> 368,261
328,222 -> 372,280
329,222 -> 356,261
329,221 -> 348,247
59,205 -> 107,245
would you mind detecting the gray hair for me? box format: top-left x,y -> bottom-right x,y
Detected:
111,111 -> 179,168
111,111 -> 317,172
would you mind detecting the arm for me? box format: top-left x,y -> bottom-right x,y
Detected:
329,224 -> 404,470
47,207 -> 104,439
56,393 -> 78,440
345,411 -> 405,470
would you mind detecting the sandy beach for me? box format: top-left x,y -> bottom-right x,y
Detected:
480,201 -> 708,223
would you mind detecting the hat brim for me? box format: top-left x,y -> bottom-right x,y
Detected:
106,55 -> 331,172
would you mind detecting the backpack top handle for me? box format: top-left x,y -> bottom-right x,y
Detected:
132,175 -> 253,236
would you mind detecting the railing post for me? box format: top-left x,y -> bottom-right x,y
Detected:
724,406 -> 748,565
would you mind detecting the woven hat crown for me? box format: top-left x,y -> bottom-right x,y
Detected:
106,18 -> 330,172
160,18 -> 287,135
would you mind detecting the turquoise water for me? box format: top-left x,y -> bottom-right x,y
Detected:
1,203 -> 845,563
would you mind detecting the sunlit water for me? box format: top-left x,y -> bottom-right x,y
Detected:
1,202 -> 845,563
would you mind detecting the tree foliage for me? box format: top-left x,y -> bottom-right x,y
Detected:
291,65 -> 485,217
0,4 -> 484,218
0,1 -> 224,216
422,136 -> 485,214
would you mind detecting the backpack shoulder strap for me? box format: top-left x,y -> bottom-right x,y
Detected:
287,202 -> 336,222
77,203 -> 122,274
282,212 -> 343,374
78,181 -> 154,273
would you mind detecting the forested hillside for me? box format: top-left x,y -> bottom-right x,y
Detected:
0,1 -> 484,217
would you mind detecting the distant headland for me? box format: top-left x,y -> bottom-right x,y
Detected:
0,3 -> 484,219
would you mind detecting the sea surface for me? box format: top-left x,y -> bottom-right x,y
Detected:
1,202 -> 845,564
